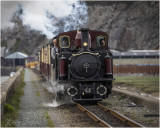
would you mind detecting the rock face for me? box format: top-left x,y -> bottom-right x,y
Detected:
86,1 -> 159,51
1,11 -> 49,56
1,21 -> 49,56
1,1 -> 159,55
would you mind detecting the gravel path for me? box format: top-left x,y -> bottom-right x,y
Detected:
15,68 -> 100,127
15,68 -> 47,127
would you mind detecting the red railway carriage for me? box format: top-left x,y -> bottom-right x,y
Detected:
39,28 -> 113,102
40,44 -> 51,80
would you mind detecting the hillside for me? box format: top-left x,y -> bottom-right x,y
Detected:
1,1 -> 159,55
86,1 -> 159,51
1,16 -> 49,56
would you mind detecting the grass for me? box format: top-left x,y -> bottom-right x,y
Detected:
147,119 -> 154,123
1,69 -> 25,127
44,111 -> 54,127
113,76 -> 159,94
119,94 -> 126,100
36,91 -> 41,97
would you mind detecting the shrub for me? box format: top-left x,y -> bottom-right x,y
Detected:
4,104 -> 15,114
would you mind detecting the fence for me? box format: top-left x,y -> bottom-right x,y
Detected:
113,65 -> 159,75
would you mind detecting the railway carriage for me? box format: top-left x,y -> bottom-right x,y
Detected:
39,28 -> 113,102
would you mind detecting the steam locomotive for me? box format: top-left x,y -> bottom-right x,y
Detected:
39,28 -> 113,102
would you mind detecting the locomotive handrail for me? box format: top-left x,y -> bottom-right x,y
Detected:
72,52 -> 99,57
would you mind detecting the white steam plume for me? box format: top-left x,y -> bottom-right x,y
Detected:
1,0 -> 88,39
43,81 -> 72,107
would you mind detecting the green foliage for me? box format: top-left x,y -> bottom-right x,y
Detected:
1,40 -> 8,48
1,70 -> 25,127
147,119 -> 154,123
45,111 -> 54,127
47,119 -> 54,127
4,104 -> 15,114
37,91 -> 41,97
45,111 -> 50,119
119,95 -> 126,100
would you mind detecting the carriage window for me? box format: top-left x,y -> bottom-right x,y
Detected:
59,36 -> 70,48
96,36 -> 106,47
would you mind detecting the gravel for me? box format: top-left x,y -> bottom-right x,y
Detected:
15,69 -> 47,127
45,104 -> 101,127
38,75 -> 100,127
14,68 -> 159,127
100,93 -> 159,127
83,105 -> 131,127
15,68 -> 101,127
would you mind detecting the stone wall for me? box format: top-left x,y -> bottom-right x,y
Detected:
1,67 -> 24,115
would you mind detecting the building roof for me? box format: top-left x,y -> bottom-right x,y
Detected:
5,52 -> 28,59
111,50 -> 159,56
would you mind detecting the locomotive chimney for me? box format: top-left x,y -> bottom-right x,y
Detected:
80,28 -> 90,51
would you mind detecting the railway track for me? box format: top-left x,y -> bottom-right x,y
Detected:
77,103 -> 144,127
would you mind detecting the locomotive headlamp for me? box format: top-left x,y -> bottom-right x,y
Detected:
83,42 -> 88,47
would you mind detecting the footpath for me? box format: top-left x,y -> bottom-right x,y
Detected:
15,68 -> 47,127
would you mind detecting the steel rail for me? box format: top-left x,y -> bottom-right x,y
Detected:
77,103 -> 145,127
97,103 -> 144,127
77,103 -> 112,127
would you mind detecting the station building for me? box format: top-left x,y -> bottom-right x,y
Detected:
111,50 -> 159,74
5,52 -> 28,66
112,50 -> 159,65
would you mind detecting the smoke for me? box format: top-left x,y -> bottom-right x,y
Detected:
43,81 -> 72,108
1,0 -> 88,39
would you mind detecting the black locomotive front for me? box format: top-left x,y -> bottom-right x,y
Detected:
58,28 -> 113,102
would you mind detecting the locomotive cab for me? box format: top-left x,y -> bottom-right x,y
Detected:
53,28 -> 113,102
